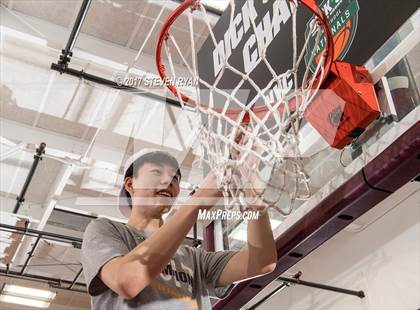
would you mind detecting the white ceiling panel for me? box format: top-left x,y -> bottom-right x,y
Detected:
4,0 -> 80,28
81,0 -> 143,46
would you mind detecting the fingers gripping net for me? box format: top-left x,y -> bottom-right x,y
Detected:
156,0 -> 334,215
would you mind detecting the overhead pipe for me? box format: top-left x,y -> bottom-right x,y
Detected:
12,142 -> 46,214
50,63 -> 182,108
55,0 -> 92,72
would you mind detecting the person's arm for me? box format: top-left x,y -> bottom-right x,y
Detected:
216,136 -> 278,286
99,173 -> 221,300
215,211 -> 277,286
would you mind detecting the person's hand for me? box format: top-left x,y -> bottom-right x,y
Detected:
230,124 -> 268,211
188,171 -> 223,210
230,123 -> 252,161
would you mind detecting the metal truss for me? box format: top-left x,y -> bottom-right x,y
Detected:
0,220 -> 201,294
0,223 -> 86,293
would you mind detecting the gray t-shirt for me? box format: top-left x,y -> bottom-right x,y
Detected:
81,218 -> 236,310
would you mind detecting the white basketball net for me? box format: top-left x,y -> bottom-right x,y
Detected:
158,0 -> 331,215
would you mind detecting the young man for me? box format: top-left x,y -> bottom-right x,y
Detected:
81,149 -> 277,309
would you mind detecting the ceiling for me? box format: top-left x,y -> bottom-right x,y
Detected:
0,0 -> 215,220
0,1 -> 220,308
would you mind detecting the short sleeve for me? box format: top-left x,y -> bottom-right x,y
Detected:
196,248 -> 237,299
81,218 -> 129,296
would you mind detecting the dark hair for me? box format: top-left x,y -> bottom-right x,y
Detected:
122,151 -> 181,208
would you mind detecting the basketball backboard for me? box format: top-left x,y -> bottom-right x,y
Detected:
197,0 -> 418,105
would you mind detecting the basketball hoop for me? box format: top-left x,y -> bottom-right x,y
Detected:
155,0 -> 335,214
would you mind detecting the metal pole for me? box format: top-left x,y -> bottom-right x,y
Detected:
1,222 -> 191,246
69,267 -> 84,289
0,223 -> 83,244
246,272 -> 302,310
246,282 -> 288,310
277,276 -> 365,298
57,0 -> 92,71
66,0 -> 91,52
50,63 -> 183,108
51,0 -> 187,110
13,142 -> 46,214
49,284 -> 87,294
19,235 -> 41,275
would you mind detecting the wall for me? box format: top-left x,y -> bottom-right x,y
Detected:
256,182 -> 420,310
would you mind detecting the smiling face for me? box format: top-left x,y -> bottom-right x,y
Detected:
124,162 -> 181,214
